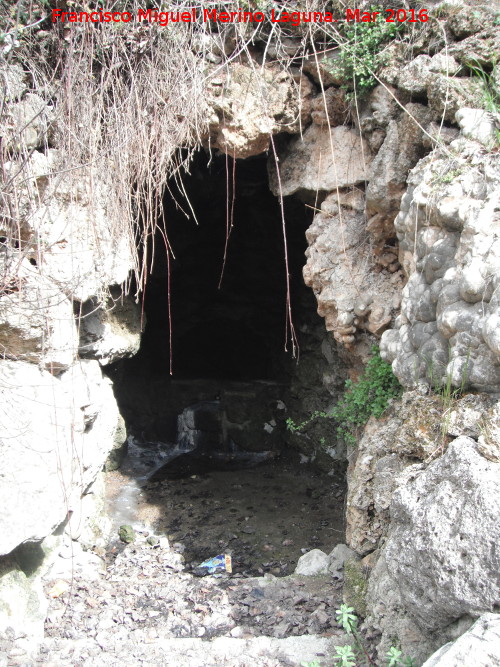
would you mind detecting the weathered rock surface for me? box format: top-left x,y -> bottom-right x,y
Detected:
268,124 -> 371,197
0,256 -> 78,372
303,191 -> 403,351
361,433 -> 500,664
207,64 -> 313,158
294,549 -> 330,576
381,136 -> 500,392
78,291 -> 142,365
0,565 -> 47,653
347,390 -> 498,553
385,437 -> 500,631
3,150 -> 134,302
0,359 -> 119,555
421,613 -> 500,667
365,103 -> 433,246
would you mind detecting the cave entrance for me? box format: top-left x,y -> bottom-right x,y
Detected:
106,149 -> 346,576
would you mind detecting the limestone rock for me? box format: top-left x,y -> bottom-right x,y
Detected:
207,64 -> 313,159
385,437 -> 500,632
0,63 -> 27,101
455,108 -> 499,150
268,125 -> 371,197
366,103 -> 432,245
104,414 -> 128,472
421,614 -> 500,667
3,150 -> 134,302
449,27 -> 500,68
310,87 -> 350,127
448,7 -> 497,39
365,552 -> 444,665
397,55 -> 432,95
381,140 -> 500,392
303,192 -> 403,352
0,359 -> 119,555
1,93 -> 53,152
477,400 -> 500,463
328,544 -> 356,577
294,549 -> 329,576
0,565 -> 47,650
78,291 -> 143,365
65,472 -> 111,548
0,256 -> 78,372
427,74 -> 483,122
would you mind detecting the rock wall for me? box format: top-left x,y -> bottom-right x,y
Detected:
1,4 -> 499,664
0,62 -> 143,646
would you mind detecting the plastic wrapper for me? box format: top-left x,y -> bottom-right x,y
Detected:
193,554 -> 232,576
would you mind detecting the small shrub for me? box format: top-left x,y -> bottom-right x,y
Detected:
287,346 -> 402,446
326,9 -> 404,97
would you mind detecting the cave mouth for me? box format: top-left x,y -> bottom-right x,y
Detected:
105,149 -> 346,575
110,148 -> 319,448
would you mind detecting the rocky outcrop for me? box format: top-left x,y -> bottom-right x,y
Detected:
268,124 -> 370,197
3,150 -> 134,303
0,256 -> 77,372
207,64 -> 313,159
345,391 -> 500,664
303,191 -> 403,350
0,359 -> 119,555
77,291 -> 143,366
422,613 -> 500,667
384,437 -> 499,630
381,137 -> 500,392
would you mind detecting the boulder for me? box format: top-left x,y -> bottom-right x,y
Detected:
294,549 -> 330,576
207,64 -> 313,158
421,614 -> 500,667
385,437 -> 500,632
78,291 -> 142,365
268,124 -> 371,197
0,359 -> 119,555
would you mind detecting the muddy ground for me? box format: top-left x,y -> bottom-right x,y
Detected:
108,449 -> 346,578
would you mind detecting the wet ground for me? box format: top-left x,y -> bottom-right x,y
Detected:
9,445 -> 352,666
107,446 -> 346,578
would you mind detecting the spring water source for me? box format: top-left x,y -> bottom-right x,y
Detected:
108,401 -> 275,530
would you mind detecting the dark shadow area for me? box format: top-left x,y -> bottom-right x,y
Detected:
103,150 -> 346,576
108,150 -> 317,447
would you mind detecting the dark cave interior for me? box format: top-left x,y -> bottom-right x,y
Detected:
104,150 -> 347,571
108,149 -> 329,449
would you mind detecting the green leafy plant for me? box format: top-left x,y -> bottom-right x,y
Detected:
287,347 -> 402,446
332,605 -> 416,666
334,645 -> 357,667
326,8 -> 404,97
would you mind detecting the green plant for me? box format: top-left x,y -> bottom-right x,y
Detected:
334,645 -> 357,667
326,9 -> 404,97
287,347 -> 401,446
332,605 -> 416,666
467,59 -> 500,145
